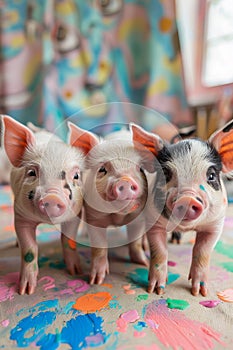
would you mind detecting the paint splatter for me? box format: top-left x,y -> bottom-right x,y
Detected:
137,294 -> 149,302
217,288 -> 233,302
168,261 -> 177,266
215,241 -> 233,259
109,299 -> 122,309
37,313 -> 106,349
102,283 -> 113,288
67,279 -> 89,292
166,298 -> 190,310
1,319 -> 10,327
116,310 -> 140,333
0,272 -> 19,302
10,311 -> 56,347
199,300 -> 221,308
38,276 -> 56,291
73,292 -> 112,312
144,300 -> 225,349
128,268 -> 180,289
123,283 -> 135,294
220,262 -> 233,273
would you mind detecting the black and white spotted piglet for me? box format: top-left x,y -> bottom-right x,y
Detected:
131,120 -> 233,296
1,115 -> 90,295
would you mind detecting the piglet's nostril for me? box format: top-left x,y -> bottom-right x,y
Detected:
119,186 -> 124,191
131,185 -> 137,191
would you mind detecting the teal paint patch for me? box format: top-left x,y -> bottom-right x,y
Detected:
215,241 -> 233,259
128,268 -> 180,288
220,262 -> 233,273
199,184 -> 206,192
49,260 -> 66,270
109,300 -> 122,309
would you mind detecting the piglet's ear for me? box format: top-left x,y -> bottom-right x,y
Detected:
68,122 -> 99,155
1,115 -> 35,167
130,123 -> 164,155
130,123 -> 164,173
209,119 -> 233,173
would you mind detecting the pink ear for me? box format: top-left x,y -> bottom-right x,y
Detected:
209,119 -> 233,173
68,122 -> 99,154
1,115 -> 35,167
130,123 -> 164,156
130,123 -> 164,173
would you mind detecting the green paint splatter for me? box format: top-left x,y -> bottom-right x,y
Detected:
220,262 -> 233,272
215,241 -> 233,259
166,298 -> 190,310
137,294 -> 149,301
24,251 -> 34,263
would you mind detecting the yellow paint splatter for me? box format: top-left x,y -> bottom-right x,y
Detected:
148,77 -> 168,96
159,17 -> 172,32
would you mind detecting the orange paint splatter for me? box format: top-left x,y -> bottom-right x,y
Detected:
73,292 -> 112,312
125,289 -> 136,295
123,284 -> 131,290
102,283 -> 113,288
217,288 -> 233,302
68,239 -> 76,250
159,17 -> 172,32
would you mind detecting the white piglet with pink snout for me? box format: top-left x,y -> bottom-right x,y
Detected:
68,124 -> 150,285
131,120 -> 233,296
1,115 -> 93,295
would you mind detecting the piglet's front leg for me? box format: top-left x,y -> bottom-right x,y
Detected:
189,225 -> 223,297
147,226 -> 168,295
61,218 -> 82,276
15,217 -> 38,295
88,227 -> 109,285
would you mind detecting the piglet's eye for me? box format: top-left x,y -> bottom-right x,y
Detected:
208,172 -> 216,181
99,166 -> 107,175
27,169 -> 37,177
73,172 -> 79,180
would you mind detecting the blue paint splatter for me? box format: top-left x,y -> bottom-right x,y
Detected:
10,311 -> 56,347
12,300 -> 107,349
37,313 -> 106,349
134,321 -> 147,331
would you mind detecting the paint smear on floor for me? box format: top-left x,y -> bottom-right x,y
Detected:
73,291 -> 112,312
144,299 -> 225,349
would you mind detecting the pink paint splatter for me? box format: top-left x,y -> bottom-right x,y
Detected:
122,283 -> 135,295
133,330 -> 146,338
1,319 -> 10,327
38,276 -> 55,291
67,279 -> 89,292
168,261 -> 176,267
116,309 -> 140,333
199,300 -> 221,308
144,300 -> 225,349
0,272 -> 19,302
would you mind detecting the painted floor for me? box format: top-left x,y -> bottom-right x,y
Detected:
0,185 -> 233,349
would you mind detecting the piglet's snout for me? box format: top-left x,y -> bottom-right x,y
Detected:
113,176 -> 140,200
39,193 -> 66,218
172,196 -> 203,221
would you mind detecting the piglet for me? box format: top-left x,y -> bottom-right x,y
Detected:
131,120 -> 233,296
69,124 -> 150,285
1,115 -> 90,295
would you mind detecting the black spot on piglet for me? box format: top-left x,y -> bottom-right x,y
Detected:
223,120 -> 233,133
